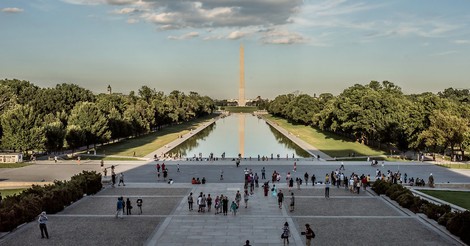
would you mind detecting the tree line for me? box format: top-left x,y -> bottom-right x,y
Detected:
268,81 -> 470,160
0,79 -> 215,154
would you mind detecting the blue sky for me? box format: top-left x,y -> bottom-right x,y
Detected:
1,0 -> 469,99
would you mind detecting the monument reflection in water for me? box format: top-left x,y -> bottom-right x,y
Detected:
168,114 -> 311,158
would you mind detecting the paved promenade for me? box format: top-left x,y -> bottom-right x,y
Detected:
1,160 -> 468,245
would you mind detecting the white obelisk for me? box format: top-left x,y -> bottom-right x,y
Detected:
238,44 -> 245,106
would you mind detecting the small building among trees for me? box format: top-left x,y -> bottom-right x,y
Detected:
0,153 -> 23,163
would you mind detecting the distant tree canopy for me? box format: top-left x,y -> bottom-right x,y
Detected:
268,81 -> 470,159
0,79 -> 215,153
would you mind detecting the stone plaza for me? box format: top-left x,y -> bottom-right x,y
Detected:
0,159 -> 468,245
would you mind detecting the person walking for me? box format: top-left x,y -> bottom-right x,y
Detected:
263,181 -> 270,196
281,222 -> 290,245
38,212 -> 49,239
206,194 -> 212,212
163,168 -> 168,181
222,195 -> 229,216
304,223 -> 315,246
136,197 -> 143,215
288,178 -> 294,191
188,192 -> 194,211
271,184 -> 277,197
243,190 -> 249,208
325,181 -> 330,199
311,174 -> 316,186
304,172 -> 309,186
126,198 -> 132,215
197,193 -> 203,212
261,167 -> 266,179
230,201 -> 238,216
289,192 -> 295,212
115,197 -> 124,219
277,190 -> 284,209
235,190 -> 241,208
254,173 -> 259,188
111,171 -> 116,187
214,196 -> 220,215
118,173 -> 125,186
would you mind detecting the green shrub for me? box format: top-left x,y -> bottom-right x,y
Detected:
372,180 -> 391,195
438,212 -> 457,226
446,211 -> 470,244
71,171 -> 102,195
396,193 -> 415,209
423,203 -> 451,220
0,171 -> 102,232
390,186 -> 411,200
374,179 -> 470,244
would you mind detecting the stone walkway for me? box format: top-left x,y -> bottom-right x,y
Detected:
0,179 -> 464,245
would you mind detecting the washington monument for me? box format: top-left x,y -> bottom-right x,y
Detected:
238,44 -> 245,106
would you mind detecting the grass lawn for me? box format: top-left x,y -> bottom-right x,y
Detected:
420,190 -> 470,210
0,163 -> 31,168
95,115 -> 217,157
265,115 -> 387,158
0,188 -> 26,197
223,106 -> 258,113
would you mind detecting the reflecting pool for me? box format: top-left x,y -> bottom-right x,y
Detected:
168,114 -> 311,158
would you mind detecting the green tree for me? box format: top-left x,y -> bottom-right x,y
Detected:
67,102 -> 110,149
65,125 -> 85,154
419,110 -> 469,160
43,114 -> 66,153
0,104 -> 45,151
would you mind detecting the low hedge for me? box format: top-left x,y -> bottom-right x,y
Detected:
0,171 -> 102,232
372,180 -> 469,245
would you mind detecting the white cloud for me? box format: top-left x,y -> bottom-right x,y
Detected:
62,0 -> 137,5
429,50 -> 458,57
91,0 -> 303,30
1,7 -> 24,13
61,0 -> 105,5
127,18 -> 139,24
168,32 -> 199,40
106,0 -> 138,5
227,31 -> 248,40
261,28 -> 308,45
112,7 -> 139,14
454,39 -> 470,44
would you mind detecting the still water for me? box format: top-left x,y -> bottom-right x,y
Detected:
168,114 -> 311,158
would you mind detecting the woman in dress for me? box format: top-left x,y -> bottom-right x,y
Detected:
271,184 -> 277,197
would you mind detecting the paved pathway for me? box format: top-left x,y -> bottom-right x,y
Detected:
1,161 -> 468,245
